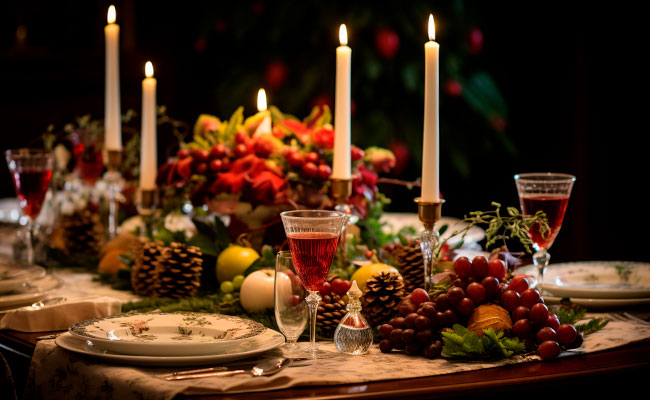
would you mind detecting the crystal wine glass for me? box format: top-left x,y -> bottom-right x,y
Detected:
5,149 -> 54,265
274,251 -> 307,355
514,173 -> 575,294
280,210 -> 347,358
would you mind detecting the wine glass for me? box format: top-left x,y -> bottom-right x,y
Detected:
274,251 -> 307,355
5,149 -> 54,265
514,173 -> 575,294
280,210 -> 347,358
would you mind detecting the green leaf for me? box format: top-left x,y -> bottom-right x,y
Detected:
187,234 -> 218,257
441,324 -> 525,360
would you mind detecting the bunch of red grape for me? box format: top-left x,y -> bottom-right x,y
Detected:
378,288 -> 444,358
378,255 -> 583,360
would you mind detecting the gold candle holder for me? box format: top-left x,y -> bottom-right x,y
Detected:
414,197 -> 444,294
330,178 -> 352,205
137,188 -> 157,237
106,149 -> 123,172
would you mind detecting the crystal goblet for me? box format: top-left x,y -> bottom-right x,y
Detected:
274,251 -> 307,355
514,173 -> 575,294
280,210 -> 347,358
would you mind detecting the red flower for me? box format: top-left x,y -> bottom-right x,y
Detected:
248,170 -> 286,205
313,125 -> 334,149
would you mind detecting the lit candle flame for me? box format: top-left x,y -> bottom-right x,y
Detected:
339,24 -> 348,46
257,88 -> 267,112
107,5 -> 116,24
428,14 -> 435,41
145,61 -> 154,78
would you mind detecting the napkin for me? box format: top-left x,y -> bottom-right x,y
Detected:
0,296 -> 122,332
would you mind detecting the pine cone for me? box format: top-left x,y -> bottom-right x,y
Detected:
154,242 -> 203,298
60,208 -> 104,257
130,239 -> 163,296
362,271 -> 406,328
317,293 -> 347,338
392,241 -> 424,293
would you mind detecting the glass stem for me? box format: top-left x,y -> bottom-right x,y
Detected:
25,218 -> 34,266
532,249 -> 551,294
419,228 -> 440,295
305,289 -> 321,356
104,170 -> 122,240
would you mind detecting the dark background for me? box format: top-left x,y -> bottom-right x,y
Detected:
1,1 -> 648,263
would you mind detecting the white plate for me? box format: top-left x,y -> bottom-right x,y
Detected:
55,328 -> 285,367
0,264 -> 47,294
69,312 -> 267,356
531,261 -> 650,299
541,294 -> 650,309
380,213 -> 486,246
0,274 -> 62,310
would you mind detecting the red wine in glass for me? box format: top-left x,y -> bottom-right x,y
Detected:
11,169 -> 53,219
520,195 -> 569,250
287,232 -> 339,291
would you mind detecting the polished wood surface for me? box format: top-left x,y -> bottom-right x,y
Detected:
2,328 -> 649,399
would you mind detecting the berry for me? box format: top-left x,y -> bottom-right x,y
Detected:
379,339 -> 393,353
411,288 -> 430,306
536,327 -> 557,344
453,256 -> 472,278
416,329 -> 433,344
457,297 -> 475,317
481,276 -> 500,298
389,317 -> 405,329
488,258 -> 507,280
234,143 -> 250,157
389,328 -> 404,344
401,329 -> 416,343
305,151 -> 320,164
511,306 -> 529,322
443,309 -> 459,326
379,324 -> 393,338
318,281 -> 331,297
220,281 -> 234,293
192,149 -> 209,162
405,342 -> 421,356
209,158 -> 223,172
404,313 -> 419,329
420,302 -> 437,319
301,161 -> 319,178
545,314 -> 561,331
508,275 -> 530,294
177,148 -> 190,159
399,299 -> 418,316
209,143 -> 226,159
556,324 -> 578,346
520,288 -> 541,308
500,289 -> 520,311
435,293 -> 451,311
513,319 -> 533,338
414,315 -> 430,330
330,278 -> 351,295
566,331 -> 584,349
466,282 -> 487,305
195,162 -> 208,174
447,286 -> 465,306
538,340 -> 561,359
471,256 -> 489,279
529,303 -> 549,326
423,341 -> 442,358
286,151 -> 304,168
232,275 -> 245,290
318,164 -> 332,180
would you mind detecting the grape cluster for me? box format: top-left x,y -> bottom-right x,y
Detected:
378,288 -> 443,358
377,255 -> 583,360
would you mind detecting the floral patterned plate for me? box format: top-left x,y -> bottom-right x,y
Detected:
0,264 -> 46,294
56,328 -> 285,366
518,261 -> 650,299
68,312 -> 267,356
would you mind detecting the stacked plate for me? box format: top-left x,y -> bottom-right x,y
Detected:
0,263 -> 62,310
516,261 -> 650,309
55,311 -> 285,366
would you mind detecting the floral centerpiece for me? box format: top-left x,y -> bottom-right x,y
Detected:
156,104 -> 396,250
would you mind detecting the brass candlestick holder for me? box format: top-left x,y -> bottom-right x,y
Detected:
414,197 -> 444,294
104,149 -> 124,240
137,188 -> 157,237
330,177 -> 354,256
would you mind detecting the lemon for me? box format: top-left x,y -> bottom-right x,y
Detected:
350,262 -> 399,292
216,245 -> 260,283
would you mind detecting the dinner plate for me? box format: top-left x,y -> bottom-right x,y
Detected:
0,264 -> 47,294
540,294 -> 650,309
522,261 -> 650,299
55,328 -> 285,367
380,213 -> 486,246
69,311 -> 268,356
0,274 -> 62,310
